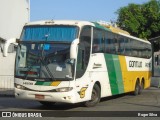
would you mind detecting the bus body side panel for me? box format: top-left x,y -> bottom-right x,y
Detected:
104,54 -> 125,95
75,53 -> 112,102
119,56 -> 151,92
118,56 -> 133,92
89,53 -> 112,98
104,54 -> 151,95
75,53 -> 151,102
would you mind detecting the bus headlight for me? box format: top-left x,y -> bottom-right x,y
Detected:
55,87 -> 73,92
15,84 -> 25,90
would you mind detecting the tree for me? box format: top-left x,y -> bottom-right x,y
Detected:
116,0 -> 160,40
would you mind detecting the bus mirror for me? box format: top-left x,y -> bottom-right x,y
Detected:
3,38 -> 17,57
70,39 -> 79,59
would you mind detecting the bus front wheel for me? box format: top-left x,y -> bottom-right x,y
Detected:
84,84 -> 101,107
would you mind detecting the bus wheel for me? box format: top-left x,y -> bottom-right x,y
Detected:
84,84 -> 101,107
141,81 -> 144,90
133,81 -> 141,96
39,101 -> 56,107
139,81 -> 144,94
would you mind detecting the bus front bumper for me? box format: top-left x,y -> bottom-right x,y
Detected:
15,88 -> 77,104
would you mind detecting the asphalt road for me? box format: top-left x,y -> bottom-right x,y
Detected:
0,87 -> 160,119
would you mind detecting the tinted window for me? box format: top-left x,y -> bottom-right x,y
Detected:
21,25 -> 79,42
105,32 -> 115,53
91,28 -> 151,59
92,28 -> 104,53
76,26 -> 91,78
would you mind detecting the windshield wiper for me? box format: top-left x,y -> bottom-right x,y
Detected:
40,43 -> 55,81
24,51 -> 55,81
39,57 -> 55,81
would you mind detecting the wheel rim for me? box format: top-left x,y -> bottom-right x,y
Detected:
90,88 -> 99,102
136,85 -> 139,92
135,83 -> 139,95
91,89 -> 97,100
141,82 -> 144,89
84,85 -> 100,107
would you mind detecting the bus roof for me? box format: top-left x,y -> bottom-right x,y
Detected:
25,20 -> 150,44
25,20 -> 94,27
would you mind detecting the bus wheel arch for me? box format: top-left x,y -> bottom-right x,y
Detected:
84,82 -> 101,107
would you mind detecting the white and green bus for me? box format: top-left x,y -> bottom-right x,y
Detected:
14,20 -> 152,107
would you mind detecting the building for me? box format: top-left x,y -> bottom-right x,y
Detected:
149,36 -> 160,87
0,0 -> 30,90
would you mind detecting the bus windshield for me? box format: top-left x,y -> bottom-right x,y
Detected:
21,25 -> 78,42
15,41 -> 75,81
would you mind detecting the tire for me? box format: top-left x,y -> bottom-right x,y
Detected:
141,81 -> 144,90
39,101 -> 56,107
84,84 -> 101,107
133,81 -> 141,96
139,81 -> 144,94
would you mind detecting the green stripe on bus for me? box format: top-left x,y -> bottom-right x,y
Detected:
43,82 -> 52,86
104,54 -> 119,95
112,55 -> 124,94
35,81 -> 43,85
35,81 -> 52,86
104,54 -> 124,95
92,22 -> 111,31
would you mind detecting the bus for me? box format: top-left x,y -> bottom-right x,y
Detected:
14,20 -> 152,107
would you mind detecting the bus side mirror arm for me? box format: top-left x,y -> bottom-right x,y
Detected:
70,39 -> 79,59
3,38 -> 17,57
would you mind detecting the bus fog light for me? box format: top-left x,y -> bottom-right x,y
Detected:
55,87 -> 73,92
68,96 -> 71,99
15,84 -> 25,90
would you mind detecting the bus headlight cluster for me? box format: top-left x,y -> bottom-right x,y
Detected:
14,83 -> 25,90
55,87 -> 73,92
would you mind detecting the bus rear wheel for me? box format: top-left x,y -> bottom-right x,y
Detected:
141,81 -> 144,90
133,81 -> 141,95
84,84 -> 101,107
39,101 -> 56,107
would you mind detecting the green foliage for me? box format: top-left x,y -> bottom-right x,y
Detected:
116,0 -> 160,40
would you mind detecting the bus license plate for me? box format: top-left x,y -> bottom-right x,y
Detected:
35,94 -> 45,99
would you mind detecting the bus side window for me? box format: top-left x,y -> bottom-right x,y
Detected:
105,38 -> 110,53
131,40 -> 138,57
147,44 -> 152,58
105,32 -> 110,53
119,37 -> 125,55
115,37 -> 119,54
92,29 -> 104,53
104,32 -> 114,54
141,43 -> 146,58
76,26 -> 91,78
125,39 -> 131,56
143,43 -> 151,59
